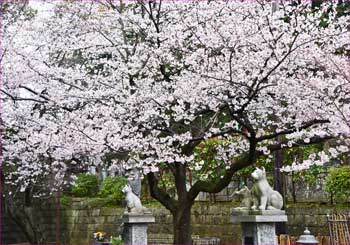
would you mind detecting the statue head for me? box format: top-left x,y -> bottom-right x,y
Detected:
251,167 -> 266,180
122,184 -> 131,194
234,185 -> 251,196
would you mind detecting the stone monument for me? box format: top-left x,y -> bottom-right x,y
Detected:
127,160 -> 142,198
121,184 -> 155,245
231,167 -> 287,245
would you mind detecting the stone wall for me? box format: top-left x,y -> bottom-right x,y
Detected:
63,200 -> 349,244
2,214 -> 28,244
65,201 -> 125,244
2,200 -> 67,244
61,200 -> 242,244
3,198 -> 349,244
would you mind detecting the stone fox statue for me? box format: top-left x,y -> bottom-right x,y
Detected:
122,184 -> 149,214
251,167 -> 283,210
233,185 -> 252,210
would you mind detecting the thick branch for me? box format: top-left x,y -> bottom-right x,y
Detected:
262,135 -> 333,155
174,163 -> 189,204
147,172 -> 177,214
1,89 -> 47,104
256,119 -> 330,142
188,134 -> 332,201
189,127 -> 242,146
188,152 -> 252,201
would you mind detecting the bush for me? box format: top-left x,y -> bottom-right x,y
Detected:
71,173 -> 99,197
325,165 -> 350,202
110,236 -> 124,245
99,176 -> 128,204
60,195 -> 71,207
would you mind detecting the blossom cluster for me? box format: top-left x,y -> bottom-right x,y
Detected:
2,1 -> 349,191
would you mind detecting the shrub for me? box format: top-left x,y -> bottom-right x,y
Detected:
60,195 -> 71,207
325,165 -> 350,202
110,236 -> 124,245
99,176 -> 128,204
71,173 -> 99,197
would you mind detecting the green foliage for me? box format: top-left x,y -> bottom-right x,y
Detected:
303,165 -> 326,185
60,195 -> 71,207
1,2 -> 37,22
98,176 -> 128,204
190,135 -> 275,184
71,173 -> 99,197
325,166 -> 350,201
86,197 -> 112,208
191,137 -> 230,181
110,236 -> 124,245
158,171 -> 175,195
143,200 -> 162,207
335,1 -> 350,17
235,166 -> 255,179
280,143 -> 328,186
282,143 -> 324,167
292,164 -> 327,186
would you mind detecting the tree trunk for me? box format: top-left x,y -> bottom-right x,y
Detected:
0,169 -> 4,244
173,205 -> 192,245
291,172 -> 297,203
56,189 -> 61,244
147,163 -> 195,245
273,141 -> 286,234
5,188 -> 47,244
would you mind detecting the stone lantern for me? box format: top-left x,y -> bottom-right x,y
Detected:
296,227 -> 319,245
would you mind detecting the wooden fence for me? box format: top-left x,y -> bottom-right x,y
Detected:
326,213 -> 350,245
278,234 -> 330,245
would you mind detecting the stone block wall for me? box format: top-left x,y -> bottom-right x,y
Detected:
285,203 -> 350,236
147,203 -> 242,244
65,203 -> 125,244
2,215 -> 28,244
3,198 -> 349,244
63,200 -> 349,244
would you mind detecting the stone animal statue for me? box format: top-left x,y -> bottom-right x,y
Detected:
251,167 -> 283,210
122,184 -> 149,214
233,185 -> 252,210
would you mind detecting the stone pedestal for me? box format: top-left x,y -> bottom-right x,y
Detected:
122,213 -> 155,245
231,210 -> 288,245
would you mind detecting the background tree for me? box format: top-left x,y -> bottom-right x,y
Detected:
2,1 -> 350,244
0,2 -> 53,243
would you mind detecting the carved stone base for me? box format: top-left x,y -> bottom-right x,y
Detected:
121,213 -> 155,245
231,210 -> 287,245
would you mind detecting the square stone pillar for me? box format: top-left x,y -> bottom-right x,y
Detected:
122,213 -> 155,245
231,210 -> 287,245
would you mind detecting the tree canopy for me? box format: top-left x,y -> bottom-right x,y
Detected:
2,1 -> 350,243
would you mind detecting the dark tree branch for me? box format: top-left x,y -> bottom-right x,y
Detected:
1,89 -> 47,104
147,172 -> 177,214
256,119 -> 330,142
188,134 -> 332,201
174,163 -> 189,204
18,85 -> 51,101
262,135 -> 333,155
188,152 -> 252,200
189,127 -> 242,145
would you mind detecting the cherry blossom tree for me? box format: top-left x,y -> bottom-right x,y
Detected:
2,1 -> 349,244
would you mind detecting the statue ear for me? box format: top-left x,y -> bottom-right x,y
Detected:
262,167 -> 265,172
